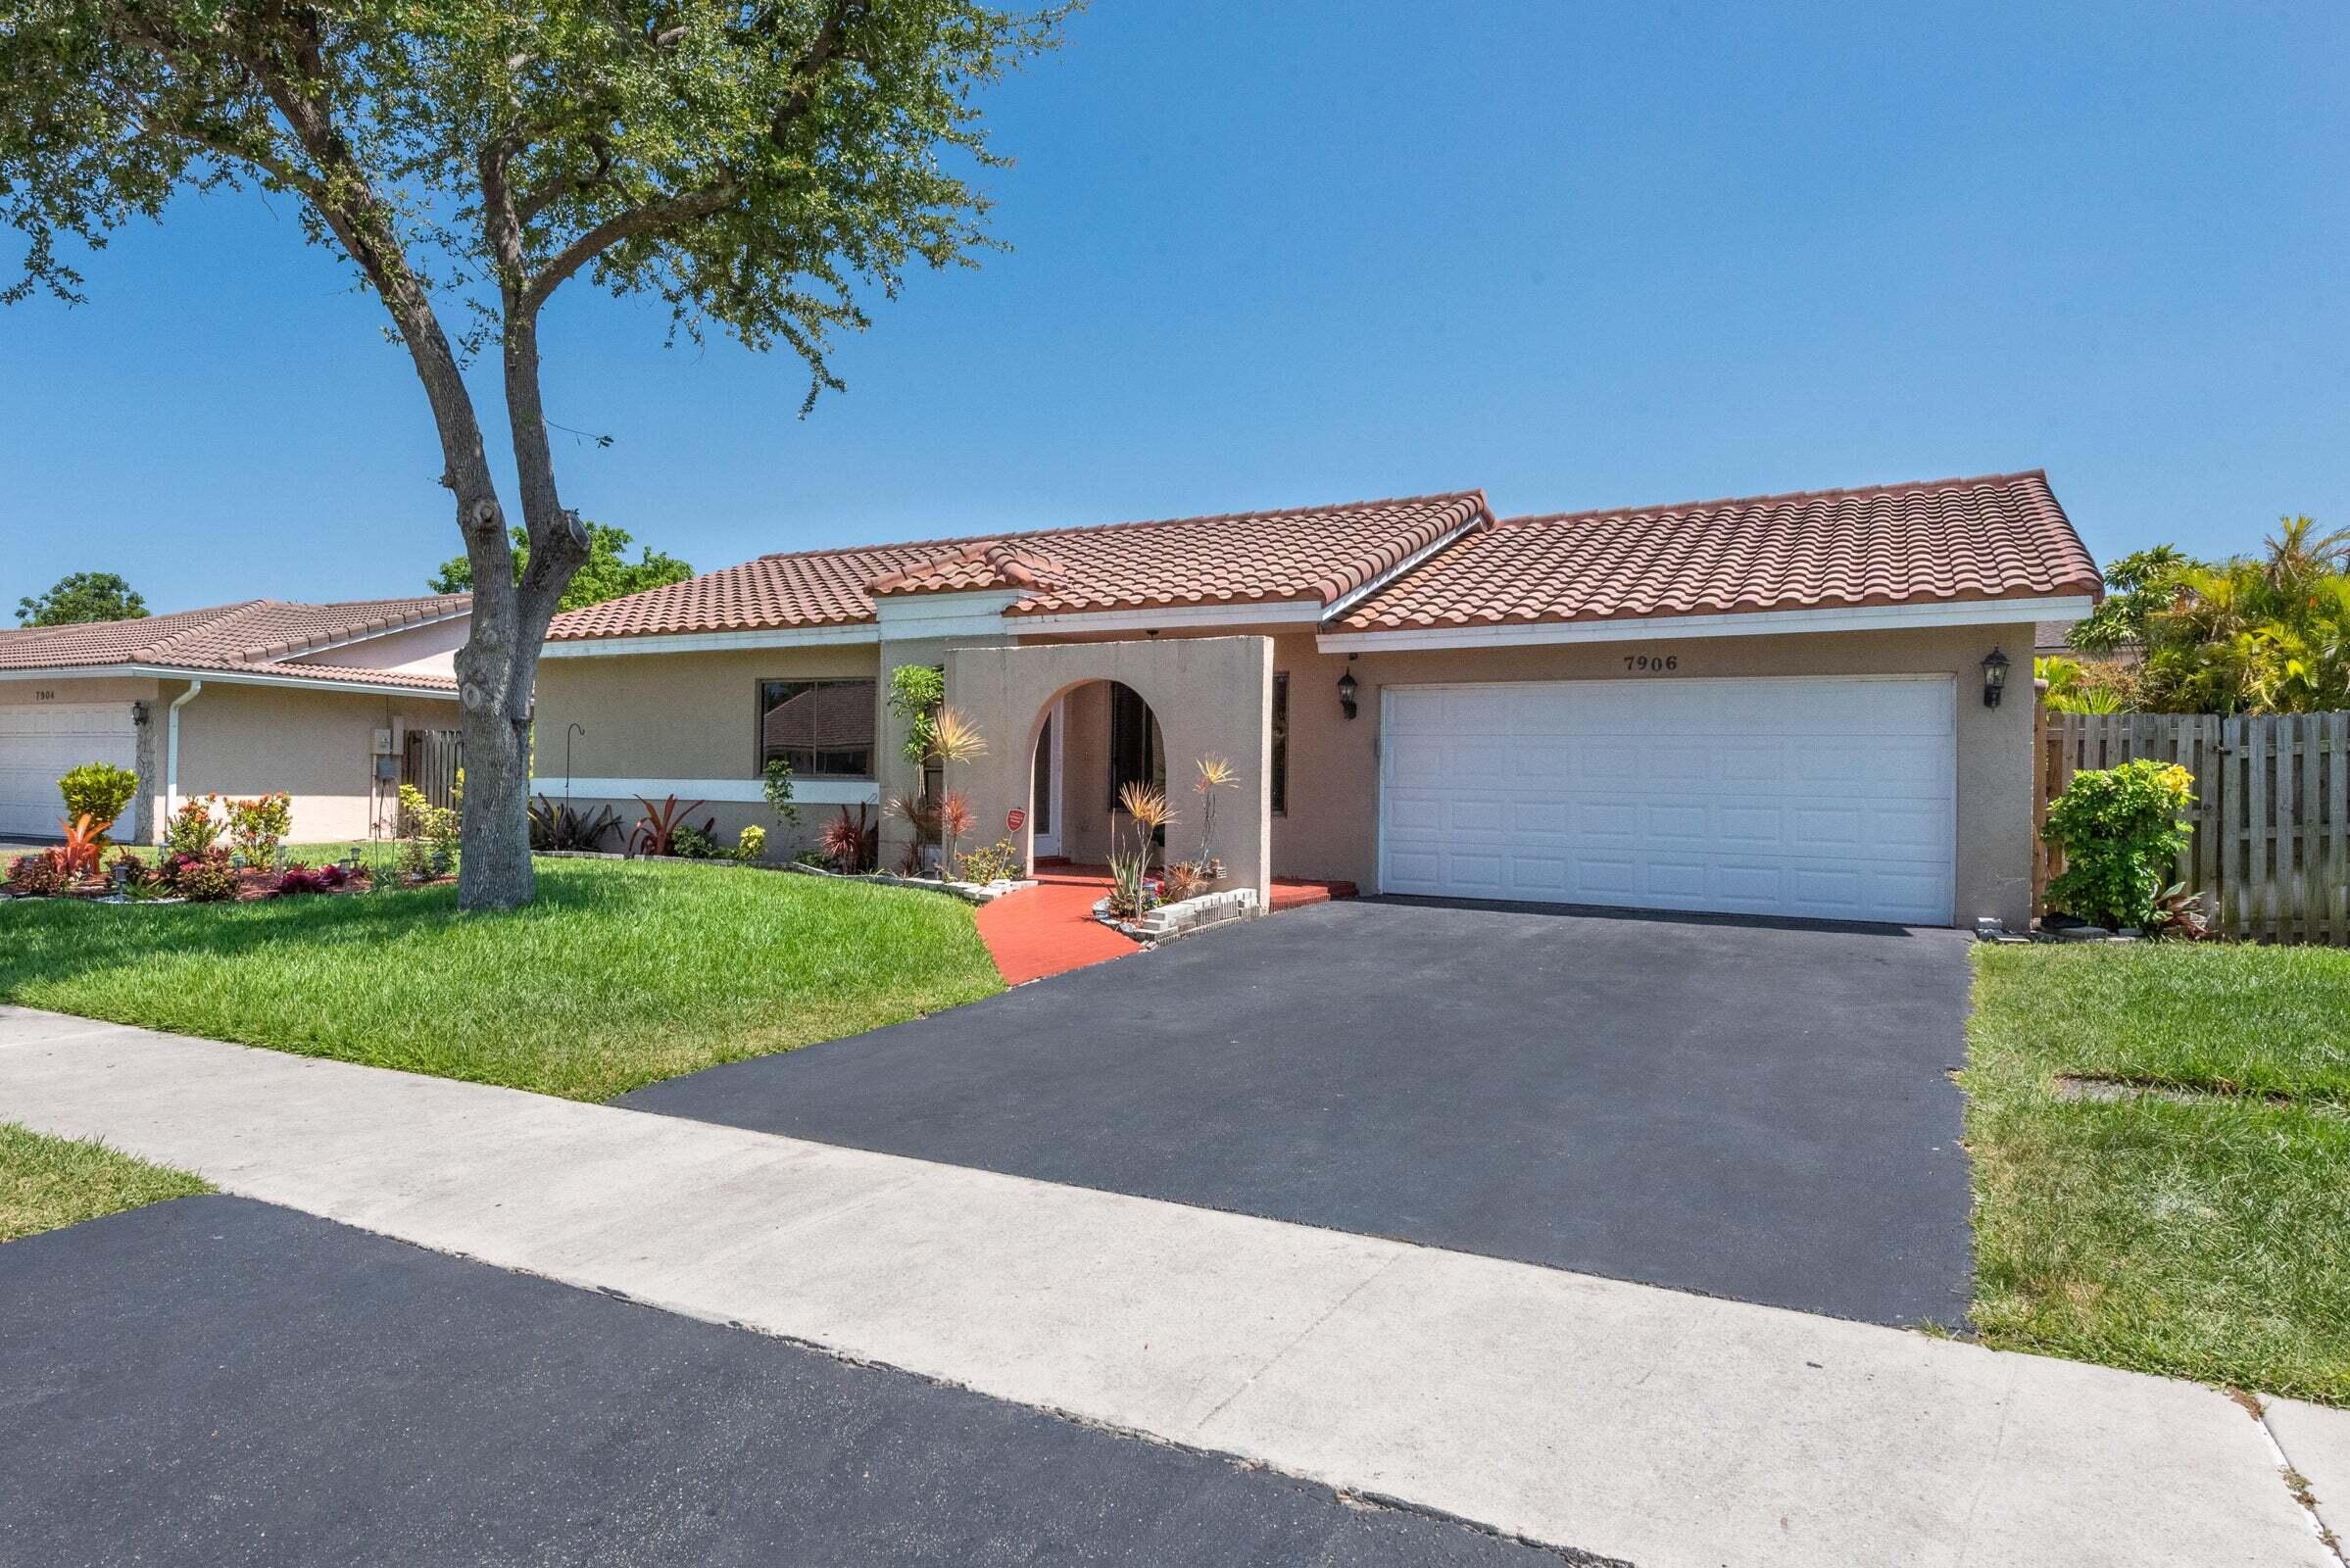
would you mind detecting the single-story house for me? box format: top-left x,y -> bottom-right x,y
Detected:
535,468 -> 2100,930
0,595 -> 468,843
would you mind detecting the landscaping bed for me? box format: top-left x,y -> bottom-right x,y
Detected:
0,1122 -> 211,1245
0,856 -> 1004,1102
1966,941 -> 2350,1403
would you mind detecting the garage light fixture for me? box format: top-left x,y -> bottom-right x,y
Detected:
1337,667 -> 1359,721
1982,647 -> 2010,709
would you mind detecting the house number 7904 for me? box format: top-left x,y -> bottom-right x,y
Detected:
1623,655 -> 1678,673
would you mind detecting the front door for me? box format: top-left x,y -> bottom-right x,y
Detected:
1031,699 -> 1065,858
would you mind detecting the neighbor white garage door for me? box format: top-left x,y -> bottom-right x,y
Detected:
1379,676 -> 1956,925
0,703 -> 139,836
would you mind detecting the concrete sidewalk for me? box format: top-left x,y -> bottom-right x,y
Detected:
1,1004 -> 2341,1568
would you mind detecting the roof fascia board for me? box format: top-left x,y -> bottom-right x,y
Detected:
1319,517 -> 1491,624
541,623 -> 881,659
1314,595 -> 2097,654
874,589 -> 1024,641
0,663 -> 459,700
1011,599 -> 1324,637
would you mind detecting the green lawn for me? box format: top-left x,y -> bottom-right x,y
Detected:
0,1122 -> 211,1244
0,856 -> 1004,1102
1966,942 -> 2350,1403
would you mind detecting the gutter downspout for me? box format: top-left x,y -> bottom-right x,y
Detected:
166,681 -> 203,823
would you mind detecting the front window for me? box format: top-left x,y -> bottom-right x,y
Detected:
759,678 -> 876,778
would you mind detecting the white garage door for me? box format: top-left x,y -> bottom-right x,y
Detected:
1379,676 -> 1956,925
0,703 -> 139,836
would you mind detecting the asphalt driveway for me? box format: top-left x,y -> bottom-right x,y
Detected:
626,898 -> 1976,1325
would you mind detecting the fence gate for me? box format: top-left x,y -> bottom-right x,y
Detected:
402,728 -> 465,815
2038,709 -> 2350,944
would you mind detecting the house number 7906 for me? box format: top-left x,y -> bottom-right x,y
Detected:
1623,655 -> 1678,673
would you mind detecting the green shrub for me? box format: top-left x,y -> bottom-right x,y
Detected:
669,823 -> 719,860
955,837 -> 1022,885
58,761 -> 138,835
161,796 -> 222,858
761,759 -> 799,828
169,852 -> 239,903
2044,760 -> 2196,930
224,793 -> 293,865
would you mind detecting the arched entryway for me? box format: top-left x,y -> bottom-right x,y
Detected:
1030,680 -> 1163,866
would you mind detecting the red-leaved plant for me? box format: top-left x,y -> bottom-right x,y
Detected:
57,812 -> 107,882
628,795 -> 710,858
817,805 -> 879,873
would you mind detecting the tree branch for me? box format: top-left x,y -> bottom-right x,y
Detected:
516,184 -> 735,315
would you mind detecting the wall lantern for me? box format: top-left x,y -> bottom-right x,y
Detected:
1982,647 -> 2010,709
1337,667 -> 1359,721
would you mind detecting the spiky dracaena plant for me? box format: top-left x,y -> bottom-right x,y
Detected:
1116,780 -> 1173,877
926,707 -> 986,874
1192,755 -> 1236,865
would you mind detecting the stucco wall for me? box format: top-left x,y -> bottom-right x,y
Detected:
160,679 -> 456,844
286,614 -> 470,677
531,643 -> 883,859
1248,622 -> 2036,926
947,637 -> 1275,903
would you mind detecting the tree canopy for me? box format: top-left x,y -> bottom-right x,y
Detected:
16,570 -> 147,625
430,519 -> 691,610
2048,518 -> 2349,715
0,0 -> 1066,907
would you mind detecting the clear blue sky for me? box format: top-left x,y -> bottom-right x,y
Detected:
5,1 -> 2345,614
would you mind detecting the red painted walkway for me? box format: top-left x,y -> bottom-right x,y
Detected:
974,864 -> 1356,987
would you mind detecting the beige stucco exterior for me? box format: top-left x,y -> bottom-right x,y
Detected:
154,678 -> 457,844
947,637 -> 1275,904
521,614 -> 2038,926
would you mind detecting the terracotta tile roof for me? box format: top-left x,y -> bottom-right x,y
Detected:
0,596 -> 466,692
550,492 -> 1493,641
1331,470 -> 2100,632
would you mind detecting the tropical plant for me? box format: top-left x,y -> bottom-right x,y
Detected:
736,824 -> 768,862
224,793 -> 294,865
889,664 -> 948,766
1105,851 -> 1152,921
1160,860 -> 1202,904
58,761 -> 138,837
883,793 -> 940,876
2123,518 -> 2350,714
669,822 -> 720,859
1192,756 -> 1237,864
1116,779 -> 1173,874
2043,760 -> 2197,931
527,795 -> 619,852
761,759 -> 800,829
2034,657 -> 2132,714
105,847 -> 154,889
162,795 -> 222,858
0,1 -> 1066,911
56,813 -> 107,881
6,850 -> 69,896
171,852 -> 240,903
2146,882 -> 2214,941
273,861 -> 355,896
2069,546 -> 2195,656
628,796 -> 710,858
955,837 -> 1021,886
935,792 -> 976,880
398,783 -> 461,865
817,805 -> 880,873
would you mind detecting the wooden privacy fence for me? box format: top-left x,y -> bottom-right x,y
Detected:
402,728 -> 464,814
2037,710 -> 2350,944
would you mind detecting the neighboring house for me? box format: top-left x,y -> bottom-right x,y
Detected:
536,469 -> 2099,931
0,596 -> 468,842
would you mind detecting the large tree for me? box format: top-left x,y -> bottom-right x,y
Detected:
17,569 -> 147,625
0,0 -> 1063,908
429,518 -> 692,611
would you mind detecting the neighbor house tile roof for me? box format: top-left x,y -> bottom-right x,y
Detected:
0,596 -> 467,692
1331,470 -> 2100,631
548,493 -> 1493,641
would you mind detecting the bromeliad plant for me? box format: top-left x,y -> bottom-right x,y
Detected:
628,795 -> 712,858
2043,760 -> 2198,931
56,813 -> 107,882
527,795 -> 620,852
